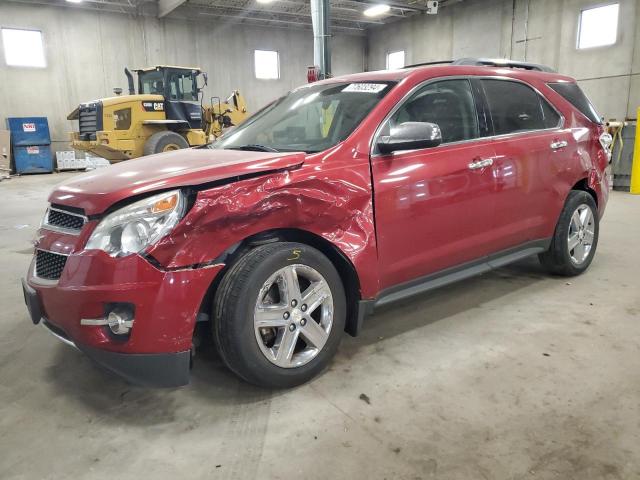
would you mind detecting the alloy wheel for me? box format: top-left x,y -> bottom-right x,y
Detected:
253,264 -> 334,368
568,203 -> 595,265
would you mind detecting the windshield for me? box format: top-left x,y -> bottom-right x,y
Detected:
212,81 -> 395,153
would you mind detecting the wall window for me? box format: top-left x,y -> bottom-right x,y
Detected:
255,50 -> 279,79
386,50 -> 405,70
1,28 -> 46,67
577,3 -> 619,49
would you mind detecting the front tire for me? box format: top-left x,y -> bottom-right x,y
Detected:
143,131 -> 189,155
539,190 -> 599,276
213,242 -> 346,388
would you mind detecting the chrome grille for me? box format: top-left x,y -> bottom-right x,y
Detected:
45,208 -> 86,233
35,250 -> 68,281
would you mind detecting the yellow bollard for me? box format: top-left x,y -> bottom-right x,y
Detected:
632,107 -> 640,194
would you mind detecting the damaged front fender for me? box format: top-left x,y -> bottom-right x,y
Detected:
147,151 -> 379,298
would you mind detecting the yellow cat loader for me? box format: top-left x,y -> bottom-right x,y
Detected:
67,66 -> 248,162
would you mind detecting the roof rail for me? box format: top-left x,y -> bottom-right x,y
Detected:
452,58 -> 556,73
404,60 -> 454,68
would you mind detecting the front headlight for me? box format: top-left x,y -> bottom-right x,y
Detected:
86,189 -> 186,257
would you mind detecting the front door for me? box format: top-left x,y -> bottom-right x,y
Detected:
371,78 -> 499,290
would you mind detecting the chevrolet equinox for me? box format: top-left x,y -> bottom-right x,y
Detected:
23,59 -> 611,388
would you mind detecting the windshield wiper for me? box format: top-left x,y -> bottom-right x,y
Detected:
228,144 -> 280,153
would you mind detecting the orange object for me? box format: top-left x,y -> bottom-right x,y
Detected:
151,193 -> 178,213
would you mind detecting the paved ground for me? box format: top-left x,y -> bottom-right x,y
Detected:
1,172 -> 639,480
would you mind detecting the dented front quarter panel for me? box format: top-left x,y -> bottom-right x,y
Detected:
147,144 -> 381,298
145,77 -> 417,300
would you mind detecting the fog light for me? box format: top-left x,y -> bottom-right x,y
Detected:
80,304 -> 134,335
107,311 -> 132,335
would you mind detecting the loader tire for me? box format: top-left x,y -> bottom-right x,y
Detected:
143,131 -> 189,156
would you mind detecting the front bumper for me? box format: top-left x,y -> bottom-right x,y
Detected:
78,343 -> 191,387
24,250 -> 223,387
38,317 -> 191,388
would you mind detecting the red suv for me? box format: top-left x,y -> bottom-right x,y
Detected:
23,59 -> 610,388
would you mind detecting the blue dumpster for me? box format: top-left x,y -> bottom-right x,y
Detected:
6,117 -> 51,146
13,145 -> 53,174
6,117 -> 53,173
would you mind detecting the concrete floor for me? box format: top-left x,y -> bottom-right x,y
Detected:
1,172 -> 639,480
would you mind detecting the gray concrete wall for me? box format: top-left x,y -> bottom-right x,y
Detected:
367,0 -> 639,121
0,2 -> 365,151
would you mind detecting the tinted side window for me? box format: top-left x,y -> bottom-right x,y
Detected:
482,80 -> 554,135
540,97 -> 561,128
547,82 -> 601,124
390,79 -> 479,143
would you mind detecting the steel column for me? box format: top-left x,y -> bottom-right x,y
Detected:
311,0 -> 331,79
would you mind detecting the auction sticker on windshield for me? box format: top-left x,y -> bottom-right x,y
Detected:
343,83 -> 387,93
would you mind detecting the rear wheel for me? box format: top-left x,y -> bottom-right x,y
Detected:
143,131 -> 189,155
213,242 -> 346,388
539,190 -> 599,276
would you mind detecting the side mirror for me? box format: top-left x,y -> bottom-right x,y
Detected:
113,87 -> 123,96
377,122 -> 442,154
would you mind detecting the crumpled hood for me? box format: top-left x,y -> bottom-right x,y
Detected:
49,148 -> 306,215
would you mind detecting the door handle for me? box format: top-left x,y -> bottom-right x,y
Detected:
550,140 -> 568,150
468,158 -> 494,170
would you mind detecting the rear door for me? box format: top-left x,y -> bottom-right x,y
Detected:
371,78 -> 499,290
479,78 -> 567,250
